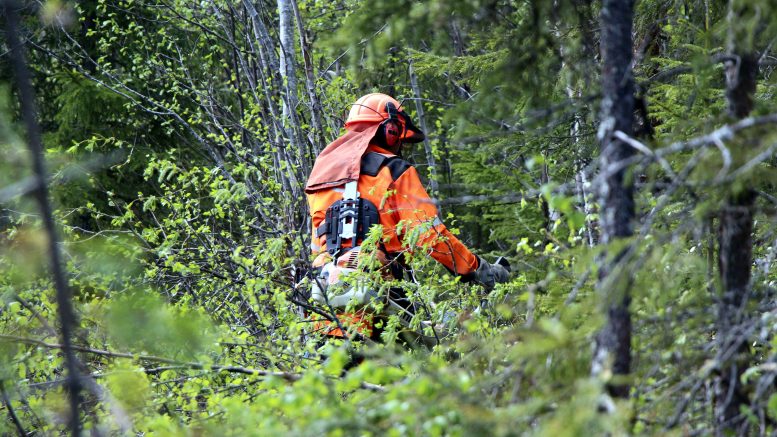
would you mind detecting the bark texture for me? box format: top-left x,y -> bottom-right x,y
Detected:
715,51 -> 758,435
278,0 -> 299,114
291,0 -> 326,153
591,0 -> 635,400
409,61 -> 439,195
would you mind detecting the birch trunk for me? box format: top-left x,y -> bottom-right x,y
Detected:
408,61 -> 439,195
243,0 -> 307,229
278,0 -> 299,115
276,0 -> 308,175
575,167 -> 597,247
271,0 -> 308,179
291,0 -> 326,153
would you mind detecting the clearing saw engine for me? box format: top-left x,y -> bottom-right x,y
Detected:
311,247 -> 386,309
310,247 -> 429,342
310,180 -> 428,340
312,179 -> 385,309
310,180 -> 383,337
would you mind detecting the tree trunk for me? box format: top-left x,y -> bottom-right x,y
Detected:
408,61 -> 439,195
591,0 -> 635,400
291,0 -> 326,153
278,0 -> 299,114
575,166 -> 597,247
276,0 -> 308,174
242,0 -> 307,230
3,4 -> 83,434
714,40 -> 758,436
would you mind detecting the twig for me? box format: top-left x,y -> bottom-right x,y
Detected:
563,268 -> 592,307
711,137 -> 732,182
437,193 -> 529,206
14,294 -> 133,431
0,334 -> 178,364
13,294 -> 58,338
723,141 -> 777,182
79,377 -> 132,433
596,112 -> 777,186
665,376 -> 707,430
640,53 -> 735,87
0,381 -> 26,436
613,131 -> 678,180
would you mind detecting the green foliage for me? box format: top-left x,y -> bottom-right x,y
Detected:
2,0 -> 777,435
107,291 -> 217,360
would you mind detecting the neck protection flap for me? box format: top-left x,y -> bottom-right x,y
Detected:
305,122 -> 382,194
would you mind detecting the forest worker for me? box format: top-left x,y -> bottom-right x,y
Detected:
304,92 -> 509,340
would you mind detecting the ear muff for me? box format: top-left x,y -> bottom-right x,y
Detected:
383,120 -> 401,147
381,102 -> 404,148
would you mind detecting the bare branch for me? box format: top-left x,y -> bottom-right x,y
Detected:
0,381 -> 26,436
0,334 -> 384,392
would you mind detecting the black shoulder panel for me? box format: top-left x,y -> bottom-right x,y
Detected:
386,157 -> 411,181
360,152 -> 412,181
360,152 -> 387,177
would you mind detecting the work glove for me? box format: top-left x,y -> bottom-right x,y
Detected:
473,255 -> 510,290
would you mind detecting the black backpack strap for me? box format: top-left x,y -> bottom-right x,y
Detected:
360,152 -> 387,176
360,152 -> 411,181
315,220 -> 329,238
385,157 -> 411,181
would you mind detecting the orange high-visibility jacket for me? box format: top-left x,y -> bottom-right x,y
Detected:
306,144 -> 479,276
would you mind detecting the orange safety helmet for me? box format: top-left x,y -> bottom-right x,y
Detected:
345,93 -> 425,143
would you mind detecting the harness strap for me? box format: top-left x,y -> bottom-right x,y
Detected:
360,152 -> 411,180
315,152 -> 412,255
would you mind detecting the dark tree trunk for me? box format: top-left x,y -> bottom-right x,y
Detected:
591,0 -> 635,400
725,54 -> 758,120
3,4 -> 82,435
715,51 -> 758,434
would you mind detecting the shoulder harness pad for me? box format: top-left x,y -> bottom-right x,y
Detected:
360,152 -> 411,181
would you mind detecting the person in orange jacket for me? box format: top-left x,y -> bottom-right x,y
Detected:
305,93 -> 508,338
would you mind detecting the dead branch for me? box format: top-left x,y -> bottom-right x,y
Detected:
0,334 -> 384,392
